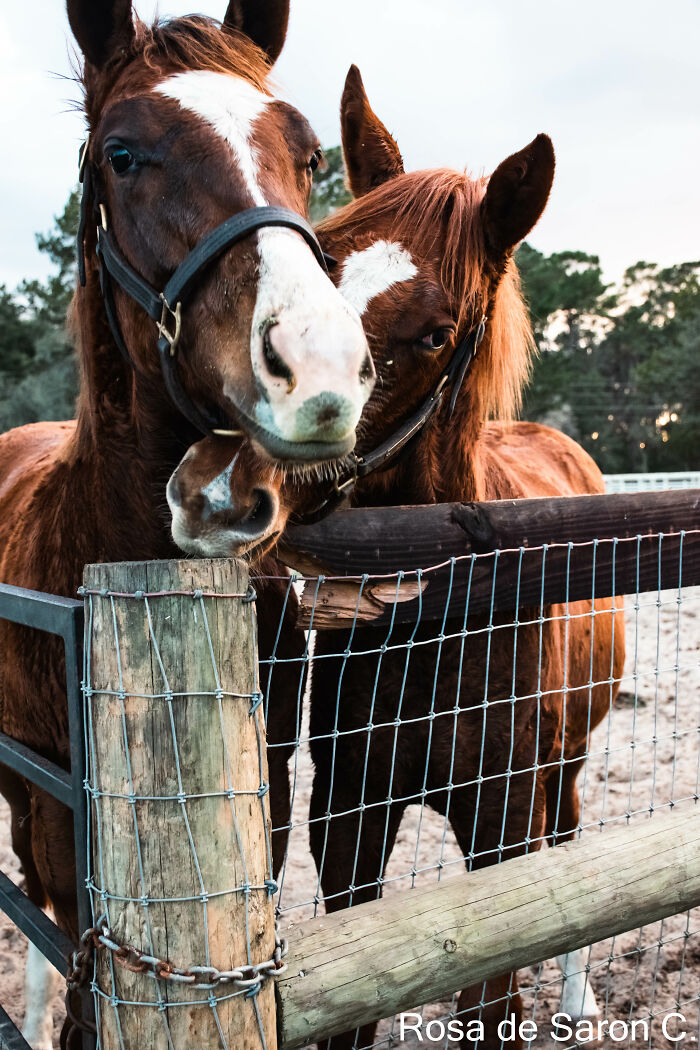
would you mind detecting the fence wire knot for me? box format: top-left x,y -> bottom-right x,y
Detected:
67,916 -> 288,993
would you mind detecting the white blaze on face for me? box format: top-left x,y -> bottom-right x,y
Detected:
338,240 -> 418,317
156,70 -> 269,205
200,455 -> 237,517
155,70 -> 371,449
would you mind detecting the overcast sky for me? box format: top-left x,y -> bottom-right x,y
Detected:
1,0 -> 698,289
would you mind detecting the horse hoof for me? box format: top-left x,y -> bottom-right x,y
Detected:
570,1011 -> 604,1045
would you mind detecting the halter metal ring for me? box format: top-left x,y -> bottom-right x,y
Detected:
157,296 -> 183,357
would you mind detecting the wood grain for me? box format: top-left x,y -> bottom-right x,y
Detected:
84,559 -> 276,1050
276,809 -> 700,1048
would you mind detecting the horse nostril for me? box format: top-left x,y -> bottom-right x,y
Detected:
166,472 -> 182,509
223,487 -> 278,542
317,404 -> 340,427
262,323 -> 296,392
360,353 -> 375,385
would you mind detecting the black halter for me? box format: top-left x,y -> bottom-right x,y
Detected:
77,138 -> 334,437
297,314 -> 487,523
77,140 -> 486,523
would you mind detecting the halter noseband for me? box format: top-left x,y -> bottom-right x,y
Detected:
77,137 -> 334,437
297,314 -> 487,523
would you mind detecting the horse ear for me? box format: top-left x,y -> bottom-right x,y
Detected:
223,0 -> 290,64
482,134 -> 555,259
66,0 -> 134,69
341,65 -> 404,198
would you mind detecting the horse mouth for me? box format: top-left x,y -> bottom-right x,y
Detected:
224,400 -> 357,464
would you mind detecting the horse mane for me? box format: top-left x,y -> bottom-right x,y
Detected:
319,169 -> 535,421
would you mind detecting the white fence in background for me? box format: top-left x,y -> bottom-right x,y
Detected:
604,471 -> 700,493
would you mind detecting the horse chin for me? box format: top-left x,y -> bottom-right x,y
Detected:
225,400 -> 358,465
170,523 -> 279,562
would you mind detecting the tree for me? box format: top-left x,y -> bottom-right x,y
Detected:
516,244 -> 612,439
517,245 -> 700,474
0,286 -> 37,379
0,189 -> 80,431
309,146 -> 352,223
20,188 -> 80,332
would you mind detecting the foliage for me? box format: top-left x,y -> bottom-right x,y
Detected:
309,146 -> 352,223
517,244 -> 700,473
20,188 -> 81,329
0,192 -> 79,430
0,286 -> 37,379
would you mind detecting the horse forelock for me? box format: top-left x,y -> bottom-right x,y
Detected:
79,14 -> 272,120
319,168 -> 534,423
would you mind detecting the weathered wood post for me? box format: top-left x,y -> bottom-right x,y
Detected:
83,559 -> 277,1050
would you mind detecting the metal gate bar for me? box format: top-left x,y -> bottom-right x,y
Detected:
0,582 -> 94,1048
0,732 -> 73,808
0,870 -> 74,973
0,1006 -> 31,1050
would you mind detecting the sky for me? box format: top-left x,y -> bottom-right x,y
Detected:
1,0 -> 699,289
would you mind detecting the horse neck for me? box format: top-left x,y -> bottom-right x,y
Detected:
354,390 -> 487,509
66,274 -> 191,561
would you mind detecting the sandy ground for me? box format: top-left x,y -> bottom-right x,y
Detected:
1,587 -> 698,1049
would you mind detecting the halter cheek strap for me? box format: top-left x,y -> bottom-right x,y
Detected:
297,315 -> 487,524
77,137 -> 332,437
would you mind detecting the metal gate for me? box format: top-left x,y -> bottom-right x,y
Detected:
0,583 -> 94,1050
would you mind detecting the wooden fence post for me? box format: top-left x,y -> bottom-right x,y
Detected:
83,559 -> 277,1050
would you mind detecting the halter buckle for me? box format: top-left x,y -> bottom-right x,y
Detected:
473,314 -> 487,357
158,297 -> 183,357
333,474 -> 357,496
433,374 -> 449,399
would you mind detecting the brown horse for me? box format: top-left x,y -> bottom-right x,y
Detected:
0,6 -> 376,1046
168,68 -> 625,1049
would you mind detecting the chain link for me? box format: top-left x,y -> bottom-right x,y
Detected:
66,915 -> 288,993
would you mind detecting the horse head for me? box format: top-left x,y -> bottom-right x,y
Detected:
69,0 -> 374,461
166,64 -> 556,555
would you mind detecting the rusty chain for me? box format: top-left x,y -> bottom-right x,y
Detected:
66,915 -> 288,994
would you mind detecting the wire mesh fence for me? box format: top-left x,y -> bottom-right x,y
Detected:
258,530 -> 700,1049
78,529 -> 700,1050
83,560 -> 282,1050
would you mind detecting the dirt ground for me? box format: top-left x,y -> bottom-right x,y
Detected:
1,587 -> 698,1049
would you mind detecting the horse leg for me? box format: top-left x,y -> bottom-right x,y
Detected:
309,754 -> 406,1050
30,787 -> 85,1050
455,975 -> 523,1049
30,790 -> 78,939
23,938 -> 61,1050
0,764 -> 46,906
0,766 -> 60,1050
447,773 -> 548,1050
545,754 -> 600,1024
256,575 -> 308,877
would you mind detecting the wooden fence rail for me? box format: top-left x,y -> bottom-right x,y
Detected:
276,808 -> 700,1048
279,489 -> 700,628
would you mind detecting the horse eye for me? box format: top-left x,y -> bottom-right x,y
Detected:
307,149 -> 323,174
108,147 -> 136,175
417,328 -> 452,352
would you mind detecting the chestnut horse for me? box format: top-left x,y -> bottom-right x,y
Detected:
168,66 -> 625,1050
0,5 -> 374,1046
